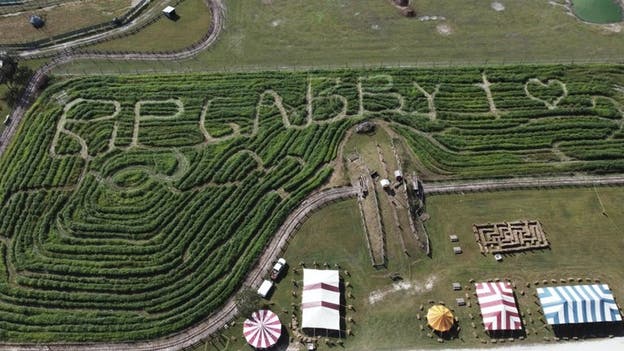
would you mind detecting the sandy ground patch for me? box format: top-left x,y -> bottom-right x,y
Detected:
436,23 -> 452,35
404,337 -> 624,351
261,0 -> 273,5
368,275 -> 437,304
603,23 -> 622,33
491,1 -> 505,12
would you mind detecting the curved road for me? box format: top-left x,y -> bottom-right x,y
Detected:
0,0 -> 225,156
0,186 -> 358,351
1,1 -> 624,349
16,0 -> 178,59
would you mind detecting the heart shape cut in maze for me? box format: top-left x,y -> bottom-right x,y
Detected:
524,78 -> 567,110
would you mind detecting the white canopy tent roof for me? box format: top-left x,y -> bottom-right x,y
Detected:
257,280 -> 273,298
301,269 -> 340,331
163,6 -> 176,14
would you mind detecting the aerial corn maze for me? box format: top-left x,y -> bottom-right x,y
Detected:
0,65 -> 624,342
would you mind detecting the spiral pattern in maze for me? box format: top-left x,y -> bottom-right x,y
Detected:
0,66 -> 624,341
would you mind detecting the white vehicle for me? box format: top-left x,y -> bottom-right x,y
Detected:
257,279 -> 273,298
271,258 -> 286,280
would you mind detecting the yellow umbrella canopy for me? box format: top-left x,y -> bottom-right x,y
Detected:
427,305 -> 454,332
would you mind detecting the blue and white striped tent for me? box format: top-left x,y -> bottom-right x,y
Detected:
537,284 -> 622,325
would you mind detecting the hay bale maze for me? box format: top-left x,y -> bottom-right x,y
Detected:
473,220 -> 549,254
1,65 -> 624,342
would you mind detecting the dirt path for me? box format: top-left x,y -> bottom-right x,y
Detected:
591,95 -> 624,139
133,98 -> 184,146
199,99 -> 245,143
50,98 -> 120,159
0,186 -> 358,351
423,174 -> 624,195
0,0 -> 225,157
524,78 -> 568,110
476,72 -> 499,117
404,337 -> 624,351
14,0 -> 174,59
413,82 -> 439,120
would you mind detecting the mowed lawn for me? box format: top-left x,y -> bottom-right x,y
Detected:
58,0 -> 624,75
91,0 -> 211,53
0,0 -> 132,44
200,187 -> 624,350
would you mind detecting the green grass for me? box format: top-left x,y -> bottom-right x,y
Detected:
91,0 -> 211,53
2,65 -> 624,342
0,71 -> 351,342
572,0 -> 623,24
202,187 -> 624,350
0,59 -> 47,130
0,0 -> 132,44
55,0 -> 624,75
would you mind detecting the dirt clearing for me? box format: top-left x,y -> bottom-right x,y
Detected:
436,23 -> 452,36
491,1 -> 505,12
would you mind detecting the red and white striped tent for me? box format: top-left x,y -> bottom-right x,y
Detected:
243,309 -> 282,349
475,282 -> 522,331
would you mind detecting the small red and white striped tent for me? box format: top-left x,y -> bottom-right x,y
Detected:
301,269 -> 341,330
243,309 -> 282,349
475,282 -> 522,331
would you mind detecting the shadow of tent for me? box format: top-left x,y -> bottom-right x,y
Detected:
271,325 -> 291,351
552,321 -> 624,339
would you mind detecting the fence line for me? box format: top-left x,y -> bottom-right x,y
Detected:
1,0 -> 153,51
50,55 -> 624,77
0,186 -> 358,351
423,175 -> 624,195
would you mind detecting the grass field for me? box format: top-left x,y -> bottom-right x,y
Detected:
0,0 -> 133,44
55,0 -> 624,75
201,187 -> 624,350
90,0 -> 211,53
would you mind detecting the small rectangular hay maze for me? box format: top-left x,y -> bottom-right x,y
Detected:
473,220 -> 549,254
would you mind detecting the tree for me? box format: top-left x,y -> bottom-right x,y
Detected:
2,63 -> 34,108
235,287 -> 261,319
3,85 -> 23,108
6,66 -> 33,89
0,55 -> 17,84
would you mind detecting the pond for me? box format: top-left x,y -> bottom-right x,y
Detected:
572,0 -> 623,24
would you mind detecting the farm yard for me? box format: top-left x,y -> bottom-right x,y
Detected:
90,0 -> 212,53
1,0 -> 623,349
0,0 -> 134,44
1,64 -> 624,345
197,187 -> 624,350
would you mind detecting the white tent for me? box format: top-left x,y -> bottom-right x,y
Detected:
301,269 -> 340,330
257,280 -> 273,298
162,6 -> 176,18
380,179 -> 390,188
